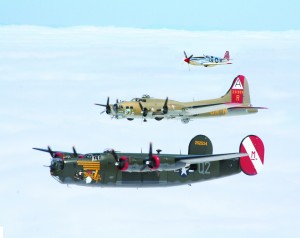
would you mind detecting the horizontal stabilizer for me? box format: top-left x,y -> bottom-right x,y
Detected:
228,106 -> 268,110
183,102 -> 241,115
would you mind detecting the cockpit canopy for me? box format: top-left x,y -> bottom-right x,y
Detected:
131,94 -> 150,102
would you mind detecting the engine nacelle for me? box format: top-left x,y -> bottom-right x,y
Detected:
147,155 -> 160,170
116,156 -> 129,171
115,155 -> 162,172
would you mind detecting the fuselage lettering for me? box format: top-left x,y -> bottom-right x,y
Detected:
195,140 -> 208,146
92,155 -> 101,161
210,109 -> 227,116
198,162 -> 211,175
251,151 -> 257,160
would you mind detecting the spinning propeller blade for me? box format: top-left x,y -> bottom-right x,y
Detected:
95,97 -> 111,114
183,51 -> 193,64
72,146 -> 78,157
47,146 -> 54,157
141,142 -> 154,171
163,97 -> 168,114
139,102 -> 148,118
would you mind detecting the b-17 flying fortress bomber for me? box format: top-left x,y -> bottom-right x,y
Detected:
34,134 -> 265,187
95,75 -> 266,123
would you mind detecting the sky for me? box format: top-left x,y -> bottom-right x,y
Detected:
0,1 -> 300,238
1,0 -> 300,30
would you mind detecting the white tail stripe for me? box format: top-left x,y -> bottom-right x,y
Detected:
242,137 -> 263,173
232,77 -> 244,90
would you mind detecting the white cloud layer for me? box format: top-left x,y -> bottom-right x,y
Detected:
0,26 -> 300,238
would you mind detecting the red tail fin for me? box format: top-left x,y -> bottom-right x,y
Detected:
239,135 -> 265,175
230,75 -> 245,103
224,51 -> 230,60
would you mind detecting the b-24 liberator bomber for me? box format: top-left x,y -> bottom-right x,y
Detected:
33,135 -> 265,187
95,75 -> 266,123
184,50 -> 232,67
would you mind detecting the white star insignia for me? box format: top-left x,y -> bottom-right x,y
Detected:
180,167 -> 188,176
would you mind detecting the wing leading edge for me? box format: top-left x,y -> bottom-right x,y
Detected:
176,152 -> 247,164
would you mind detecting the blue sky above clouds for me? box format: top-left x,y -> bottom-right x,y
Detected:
1,0 -> 300,30
0,1 -> 300,238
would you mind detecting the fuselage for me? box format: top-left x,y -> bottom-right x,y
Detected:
186,55 -> 232,67
110,96 -> 257,122
50,152 -> 241,187
96,76 -> 263,123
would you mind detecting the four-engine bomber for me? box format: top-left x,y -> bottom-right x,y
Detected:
34,135 -> 265,187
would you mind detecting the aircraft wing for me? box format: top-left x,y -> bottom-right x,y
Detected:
202,62 -> 232,67
175,153 -> 247,164
191,56 -> 205,59
33,147 -> 82,158
182,103 -> 241,115
202,62 -> 218,66
33,147 -> 67,154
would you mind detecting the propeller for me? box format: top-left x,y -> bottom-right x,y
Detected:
111,149 -> 118,162
141,143 -> 160,170
34,146 -> 63,173
72,146 -> 78,157
111,149 -> 128,171
163,97 -> 168,114
183,51 -> 193,64
138,102 -> 148,122
113,102 -> 118,114
139,102 -> 148,118
95,97 -> 111,114
148,142 -> 153,166
47,146 -> 54,157
144,143 -> 154,168
72,146 -> 84,158
33,146 -> 67,174
45,146 -> 63,159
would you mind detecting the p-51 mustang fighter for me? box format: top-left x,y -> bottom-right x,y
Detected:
33,135 -> 265,187
184,50 -> 232,67
95,75 -> 266,123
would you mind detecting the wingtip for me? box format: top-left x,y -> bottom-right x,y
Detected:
32,147 -> 48,152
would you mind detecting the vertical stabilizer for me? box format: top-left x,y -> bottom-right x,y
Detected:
224,51 -> 230,60
222,75 -> 251,105
188,135 -> 213,155
239,135 -> 265,175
